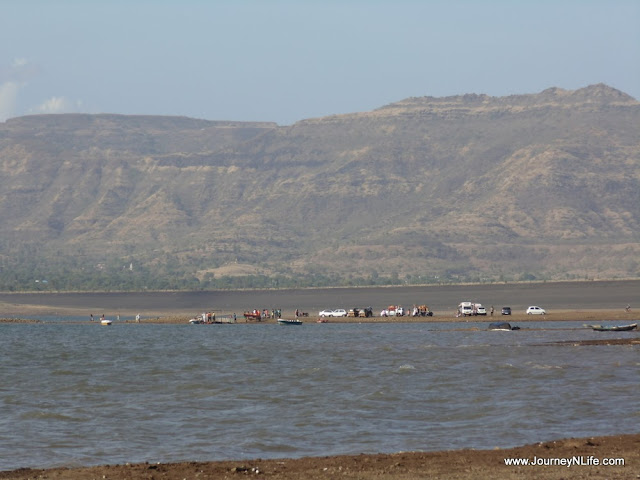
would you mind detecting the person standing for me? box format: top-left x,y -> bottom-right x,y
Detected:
490,306 -> 494,316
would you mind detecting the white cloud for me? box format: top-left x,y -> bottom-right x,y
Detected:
0,81 -> 21,122
0,58 -> 41,122
0,58 -> 39,84
31,96 -> 84,115
13,58 -> 28,68
36,96 -> 71,113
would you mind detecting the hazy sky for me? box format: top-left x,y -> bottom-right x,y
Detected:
2,0 -> 639,124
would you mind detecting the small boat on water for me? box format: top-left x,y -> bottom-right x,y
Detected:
101,319 -> 112,326
488,322 -> 520,331
589,323 -> 637,332
189,315 -> 237,324
278,318 -> 303,325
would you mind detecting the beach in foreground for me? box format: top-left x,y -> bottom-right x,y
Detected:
1,433 -> 637,480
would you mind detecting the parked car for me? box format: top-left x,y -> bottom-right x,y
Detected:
332,309 -> 348,317
526,306 -> 546,315
318,309 -> 334,317
501,306 -> 512,315
475,305 -> 487,315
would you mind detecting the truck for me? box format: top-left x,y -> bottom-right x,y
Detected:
458,302 -> 473,317
458,302 -> 486,316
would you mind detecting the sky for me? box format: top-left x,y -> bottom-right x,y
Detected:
1,0 -> 639,125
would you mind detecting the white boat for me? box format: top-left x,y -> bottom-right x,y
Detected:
101,319 -> 112,326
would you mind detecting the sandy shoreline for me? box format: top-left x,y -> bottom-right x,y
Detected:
3,309 -> 638,347
1,279 -> 638,319
1,433 -> 637,479
2,307 -> 638,324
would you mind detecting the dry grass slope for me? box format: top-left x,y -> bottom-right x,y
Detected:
0,84 -> 638,283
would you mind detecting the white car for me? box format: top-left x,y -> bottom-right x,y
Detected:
318,309 -> 334,317
332,309 -> 347,317
526,306 -> 546,315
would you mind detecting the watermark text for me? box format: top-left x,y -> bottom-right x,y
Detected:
504,455 -> 625,467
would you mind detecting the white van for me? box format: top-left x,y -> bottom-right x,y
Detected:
458,302 -> 473,316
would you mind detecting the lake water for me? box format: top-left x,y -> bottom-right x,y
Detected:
1,320 -> 638,470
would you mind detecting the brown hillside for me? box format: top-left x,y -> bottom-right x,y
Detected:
0,84 -> 638,285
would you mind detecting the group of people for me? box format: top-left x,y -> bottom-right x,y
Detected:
90,313 -> 141,322
200,311 -> 218,323
379,305 -> 433,317
245,308 -> 282,320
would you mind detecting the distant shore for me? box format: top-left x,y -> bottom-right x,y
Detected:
148,308 -> 638,323
2,308 -> 637,324
0,279 -> 638,319
3,309 -> 638,347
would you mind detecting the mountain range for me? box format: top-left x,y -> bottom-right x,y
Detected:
0,83 -> 638,290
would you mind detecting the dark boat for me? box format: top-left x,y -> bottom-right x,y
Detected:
488,322 -> 520,331
590,323 -> 637,332
278,318 -> 303,325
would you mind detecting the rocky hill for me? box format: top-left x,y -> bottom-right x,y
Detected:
0,84 -> 638,290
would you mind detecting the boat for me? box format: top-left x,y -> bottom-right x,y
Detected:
589,323 -> 637,332
278,318 -> 303,325
213,314 -> 237,324
101,319 -> 112,326
488,322 -> 519,331
189,318 -> 204,324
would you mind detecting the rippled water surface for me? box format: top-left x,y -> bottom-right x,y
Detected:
1,321 -> 638,470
